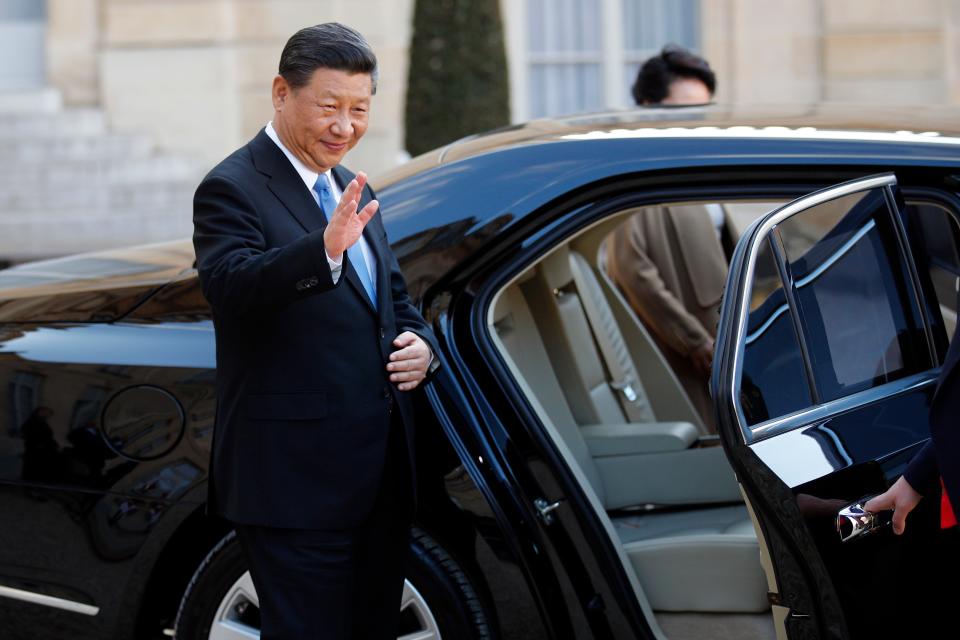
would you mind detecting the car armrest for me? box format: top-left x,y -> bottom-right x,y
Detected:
580,421 -> 699,456
580,422 -> 741,509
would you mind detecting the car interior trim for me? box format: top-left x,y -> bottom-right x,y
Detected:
0,583 -> 99,617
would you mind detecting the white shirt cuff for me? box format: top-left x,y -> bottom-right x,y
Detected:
326,251 -> 343,284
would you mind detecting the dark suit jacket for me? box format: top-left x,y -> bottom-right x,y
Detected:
193,129 -> 439,529
904,323 -> 960,516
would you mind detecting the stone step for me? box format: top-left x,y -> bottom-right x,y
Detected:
0,185 -> 199,211
0,133 -> 156,165
0,181 -> 196,213
0,88 -> 63,115
0,156 -> 203,189
0,212 -> 194,262
0,107 -> 107,138
0,101 -> 203,262
0,206 -> 193,226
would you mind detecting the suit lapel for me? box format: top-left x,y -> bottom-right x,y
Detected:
249,134 -> 378,315
250,130 -> 324,234
332,166 -> 380,316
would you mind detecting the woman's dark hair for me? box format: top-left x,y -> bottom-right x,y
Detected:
631,44 -> 715,105
278,23 -> 378,94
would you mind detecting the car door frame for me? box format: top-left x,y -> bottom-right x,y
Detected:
711,172 -> 954,640
422,167 -> 960,640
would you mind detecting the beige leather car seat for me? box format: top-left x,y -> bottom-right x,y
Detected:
491,274 -> 768,613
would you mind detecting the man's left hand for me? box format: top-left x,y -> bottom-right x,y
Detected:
387,331 -> 432,391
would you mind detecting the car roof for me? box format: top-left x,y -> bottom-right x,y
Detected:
377,104 -> 960,244
375,103 -> 960,301
378,103 -> 960,184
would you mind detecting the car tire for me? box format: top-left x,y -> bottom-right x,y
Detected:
173,530 -> 256,640
173,527 -> 492,640
404,527 -> 493,640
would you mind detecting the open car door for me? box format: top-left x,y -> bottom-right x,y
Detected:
713,173 -> 956,640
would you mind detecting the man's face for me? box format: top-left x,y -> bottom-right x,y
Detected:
272,67 -> 372,173
661,77 -> 712,105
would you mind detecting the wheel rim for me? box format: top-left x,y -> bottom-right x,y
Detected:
205,572 -> 442,640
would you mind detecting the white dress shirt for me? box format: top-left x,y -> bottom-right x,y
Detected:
265,121 -> 377,291
706,203 -> 725,241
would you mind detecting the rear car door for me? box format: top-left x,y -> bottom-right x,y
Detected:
713,173 -> 957,640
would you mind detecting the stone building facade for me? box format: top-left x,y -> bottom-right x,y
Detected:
1,0 -> 959,261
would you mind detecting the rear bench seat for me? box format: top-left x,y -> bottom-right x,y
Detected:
491,264 -> 768,613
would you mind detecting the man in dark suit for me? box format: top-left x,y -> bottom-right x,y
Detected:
192,22 -> 439,639
866,324 -> 959,534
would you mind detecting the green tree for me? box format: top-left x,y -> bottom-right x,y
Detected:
404,0 -> 510,157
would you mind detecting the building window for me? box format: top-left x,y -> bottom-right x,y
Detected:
513,0 -> 700,120
526,0 -> 604,119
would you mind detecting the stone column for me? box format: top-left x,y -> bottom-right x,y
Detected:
47,0 -> 100,106
96,0 -> 413,175
822,0 -> 945,104
945,0 -> 960,104
702,0 -> 820,105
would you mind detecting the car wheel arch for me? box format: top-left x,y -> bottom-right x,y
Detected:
131,502 -> 233,638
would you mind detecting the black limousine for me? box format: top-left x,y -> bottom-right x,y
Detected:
0,104 -> 958,640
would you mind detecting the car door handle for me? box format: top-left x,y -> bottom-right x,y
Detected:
836,496 -> 892,542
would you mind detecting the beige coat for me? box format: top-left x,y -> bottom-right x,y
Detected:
607,205 -> 728,430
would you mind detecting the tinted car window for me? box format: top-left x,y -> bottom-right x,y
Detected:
741,238 -> 811,425
741,186 -> 936,428
778,188 -> 932,402
909,201 -> 960,347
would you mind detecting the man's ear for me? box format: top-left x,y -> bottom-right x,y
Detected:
272,75 -> 289,111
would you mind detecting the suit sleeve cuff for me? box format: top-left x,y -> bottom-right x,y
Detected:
904,441 -> 939,496
406,329 -> 441,378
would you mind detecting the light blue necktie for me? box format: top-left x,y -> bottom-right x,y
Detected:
312,174 -> 378,310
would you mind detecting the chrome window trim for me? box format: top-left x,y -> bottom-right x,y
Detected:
0,583 -> 99,616
731,173 -> 899,443
744,303 -> 789,345
794,218 -> 877,288
748,370 -> 939,444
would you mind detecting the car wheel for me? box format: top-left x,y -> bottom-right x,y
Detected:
173,528 -> 491,640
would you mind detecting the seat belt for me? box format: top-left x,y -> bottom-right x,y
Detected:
568,251 -> 656,423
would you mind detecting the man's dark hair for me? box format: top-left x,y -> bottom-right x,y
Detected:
279,22 -> 379,94
631,44 -> 715,105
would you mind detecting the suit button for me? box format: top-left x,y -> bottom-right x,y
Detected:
295,279 -> 307,291
380,328 -> 385,339
309,276 -> 319,286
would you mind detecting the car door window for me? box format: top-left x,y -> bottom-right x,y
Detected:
740,178 -> 934,431
778,188 -> 932,402
908,201 -> 960,347
741,239 -> 811,425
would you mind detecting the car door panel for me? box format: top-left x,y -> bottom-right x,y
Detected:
714,173 -> 951,640
0,320 -> 214,639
